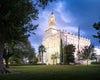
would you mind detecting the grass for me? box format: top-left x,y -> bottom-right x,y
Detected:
0,65 -> 100,80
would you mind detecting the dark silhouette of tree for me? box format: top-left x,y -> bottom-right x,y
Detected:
3,43 -> 17,68
0,0 -> 54,74
3,40 -> 36,67
64,44 -> 75,64
23,40 -> 36,64
81,45 -> 95,66
91,53 -> 97,62
60,39 -> 63,64
93,22 -> 100,42
38,45 -> 46,65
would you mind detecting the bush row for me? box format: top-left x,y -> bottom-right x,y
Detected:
91,62 -> 100,64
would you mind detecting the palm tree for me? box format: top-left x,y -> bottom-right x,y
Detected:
38,45 -> 46,65
51,54 -> 56,65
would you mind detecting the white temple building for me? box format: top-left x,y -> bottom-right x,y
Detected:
42,11 -> 91,64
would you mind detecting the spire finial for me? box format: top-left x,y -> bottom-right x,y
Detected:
51,9 -> 53,14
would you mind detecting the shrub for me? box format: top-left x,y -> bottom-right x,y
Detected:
91,62 -> 100,64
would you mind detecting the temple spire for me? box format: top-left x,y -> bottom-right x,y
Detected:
48,10 -> 56,29
51,9 -> 54,14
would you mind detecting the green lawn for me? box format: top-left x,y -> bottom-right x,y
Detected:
0,65 -> 100,80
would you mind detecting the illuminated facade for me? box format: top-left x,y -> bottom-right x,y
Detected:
42,12 -> 91,64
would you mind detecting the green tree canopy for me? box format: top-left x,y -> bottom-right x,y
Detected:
81,45 -> 95,66
81,45 -> 94,60
0,0 -> 55,74
93,22 -> 100,42
64,44 -> 75,64
60,39 -> 63,63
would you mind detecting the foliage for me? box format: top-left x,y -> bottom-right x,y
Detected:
81,45 -> 95,60
0,0 -> 54,74
38,45 -> 46,64
51,54 -> 56,59
51,54 -> 56,64
3,43 -> 15,67
28,48 -> 36,64
60,39 -> 63,63
38,45 -> 46,53
77,50 -> 81,60
91,62 -> 100,64
91,53 -> 97,60
64,44 -> 75,64
7,40 -> 36,64
36,0 -> 56,9
93,22 -> 100,43
81,45 -> 95,66
0,0 -> 38,74
0,0 -> 39,44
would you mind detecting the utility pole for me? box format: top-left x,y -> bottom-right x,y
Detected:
78,26 -> 80,60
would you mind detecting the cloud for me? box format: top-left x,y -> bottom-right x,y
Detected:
29,1 -> 86,55
54,1 -> 86,35
55,1 -> 63,13
95,47 -> 100,55
55,1 -> 72,23
36,1 -> 84,37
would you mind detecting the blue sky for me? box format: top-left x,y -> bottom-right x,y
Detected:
29,0 -> 100,55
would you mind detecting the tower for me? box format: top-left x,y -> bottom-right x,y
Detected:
48,11 -> 56,29
42,11 -> 60,64
45,11 -> 57,38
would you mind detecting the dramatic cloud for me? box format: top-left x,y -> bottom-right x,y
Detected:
29,0 -> 100,55
95,48 -> 100,55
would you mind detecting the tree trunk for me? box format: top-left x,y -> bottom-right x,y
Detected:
0,42 -> 11,74
53,59 -> 54,65
87,60 -> 88,67
5,58 -> 9,68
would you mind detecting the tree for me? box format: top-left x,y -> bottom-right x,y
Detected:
51,54 -> 56,65
38,45 -> 46,65
3,43 -> 18,68
28,48 -> 36,64
3,42 -> 23,66
81,45 -> 95,66
10,49 -> 24,64
64,44 -> 75,64
60,39 -> 63,64
91,53 -> 97,62
3,40 -> 36,66
0,0 -> 54,74
23,40 -> 36,64
93,22 -> 100,42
